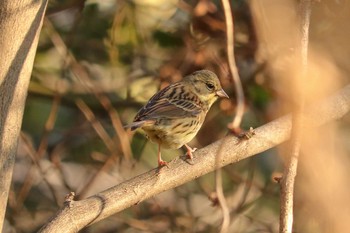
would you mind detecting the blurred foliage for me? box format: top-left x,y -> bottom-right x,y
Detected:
5,0 -> 350,233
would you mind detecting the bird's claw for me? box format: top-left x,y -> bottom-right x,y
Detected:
158,159 -> 169,168
186,147 -> 197,159
184,146 -> 197,165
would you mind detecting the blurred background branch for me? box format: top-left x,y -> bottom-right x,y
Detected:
279,0 -> 311,232
215,0 -> 246,231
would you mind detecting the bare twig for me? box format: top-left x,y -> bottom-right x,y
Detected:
234,159 -> 255,213
215,137 -> 231,233
221,0 -> 245,132
17,133 -> 60,209
75,99 -> 118,156
75,99 -> 121,197
16,94 -> 61,210
279,1 -> 311,232
39,84 -> 350,233
216,0 -> 246,231
45,18 -> 133,160
45,19 -> 134,197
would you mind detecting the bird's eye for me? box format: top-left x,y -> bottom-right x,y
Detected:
206,82 -> 215,91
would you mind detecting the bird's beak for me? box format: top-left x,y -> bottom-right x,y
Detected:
216,89 -> 229,98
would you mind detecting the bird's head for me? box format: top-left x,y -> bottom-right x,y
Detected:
185,70 -> 229,108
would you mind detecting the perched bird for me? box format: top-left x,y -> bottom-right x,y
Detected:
127,70 -> 229,167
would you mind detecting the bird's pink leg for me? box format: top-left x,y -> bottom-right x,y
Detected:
157,143 -> 168,167
184,144 -> 197,161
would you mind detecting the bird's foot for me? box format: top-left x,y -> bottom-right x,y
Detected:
184,144 -> 197,165
158,159 -> 169,168
186,147 -> 197,160
237,127 -> 256,140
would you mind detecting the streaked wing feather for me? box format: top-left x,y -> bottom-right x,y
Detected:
125,120 -> 155,131
133,83 -> 201,122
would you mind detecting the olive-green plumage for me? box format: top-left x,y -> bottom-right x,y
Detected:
129,70 -> 229,167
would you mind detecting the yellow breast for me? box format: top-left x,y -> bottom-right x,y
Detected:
142,114 -> 204,149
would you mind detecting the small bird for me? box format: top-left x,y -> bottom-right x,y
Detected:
127,70 -> 229,167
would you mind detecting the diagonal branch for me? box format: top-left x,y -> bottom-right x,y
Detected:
39,84 -> 350,233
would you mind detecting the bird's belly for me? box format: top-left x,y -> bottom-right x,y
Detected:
142,118 -> 202,149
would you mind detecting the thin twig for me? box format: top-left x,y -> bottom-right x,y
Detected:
44,18 -> 133,160
234,159 -> 255,213
18,133 -> 60,207
221,0 -> 245,132
16,94 -> 61,210
216,0 -> 246,232
45,19 -> 134,197
215,136 -> 231,233
75,99 -> 121,197
279,1 -> 311,232
75,99 -> 118,155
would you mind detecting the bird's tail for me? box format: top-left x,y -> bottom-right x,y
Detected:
124,121 -> 145,131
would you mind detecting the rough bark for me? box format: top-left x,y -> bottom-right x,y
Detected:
0,1 -> 48,231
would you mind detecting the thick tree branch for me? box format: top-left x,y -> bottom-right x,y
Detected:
0,1 -> 48,231
39,84 -> 350,233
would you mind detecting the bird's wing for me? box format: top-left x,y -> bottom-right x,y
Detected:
133,83 -> 202,124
